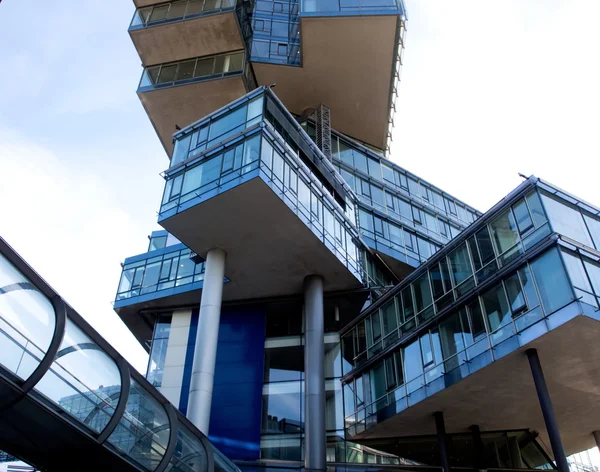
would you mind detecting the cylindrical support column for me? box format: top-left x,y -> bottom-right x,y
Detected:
526,349 -> 569,472
435,411 -> 451,472
304,275 -> 326,471
187,248 -> 226,435
593,431 -> 600,454
469,424 -> 485,470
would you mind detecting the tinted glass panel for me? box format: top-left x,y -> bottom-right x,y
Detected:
530,248 -> 573,314
541,193 -> 593,247
490,210 -> 519,254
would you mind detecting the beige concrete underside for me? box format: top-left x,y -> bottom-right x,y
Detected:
252,15 -> 398,150
352,315 -> 600,459
160,177 -> 364,299
138,76 -> 247,156
130,13 -> 244,66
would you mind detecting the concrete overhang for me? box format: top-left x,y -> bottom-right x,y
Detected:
129,12 -> 244,66
351,314 -> 600,459
252,15 -> 399,150
160,176 -> 364,300
138,76 -> 247,156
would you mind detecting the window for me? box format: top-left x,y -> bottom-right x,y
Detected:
448,245 -> 472,287
583,214 -> 600,250
367,158 -> 382,181
148,235 -> 167,252
541,193 -> 593,247
467,300 -> 486,340
413,274 -> 432,313
401,287 -> 414,320
381,300 -> 397,336
512,200 -> 534,235
530,248 -> 573,314
561,250 -> 595,305
490,209 -> 519,254
481,285 -> 511,332
504,274 -> 527,315
384,357 -> 397,390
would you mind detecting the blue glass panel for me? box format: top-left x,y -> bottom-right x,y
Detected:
530,248 -> 573,315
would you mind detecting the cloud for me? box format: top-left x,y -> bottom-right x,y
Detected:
391,0 -> 600,212
0,129 -> 148,372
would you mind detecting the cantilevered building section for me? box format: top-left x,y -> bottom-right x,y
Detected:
107,1 -> 600,472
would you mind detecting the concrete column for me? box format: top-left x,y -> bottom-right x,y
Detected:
593,431 -> 600,455
435,411 -> 451,472
304,275 -> 326,471
187,248 -> 226,435
433,411 -> 450,472
526,349 -> 569,472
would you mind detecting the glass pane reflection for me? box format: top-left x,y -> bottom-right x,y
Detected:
166,427 -> 208,472
0,253 -> 56,380
34,319 -> 122,434
108,379 -> 170,471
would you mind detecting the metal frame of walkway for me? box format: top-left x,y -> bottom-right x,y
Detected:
0,236 -> 238,472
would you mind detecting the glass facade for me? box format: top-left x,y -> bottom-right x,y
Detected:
301,0 -> 405,15
146,317 -> 171,388
116,244 -> 209,302
130,0 -> 237,30
340,178 -> 600,437
138,51 -> 247,92
159,88 -> 394,288
301,121 -> 480,268
251,0 -> 301,66
259,310 -> 405,464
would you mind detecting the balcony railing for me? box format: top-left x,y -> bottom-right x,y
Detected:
160,88 -> 395,288
138,51 -> 247,92
130,0 -> 237,30
301,0 -> 406,16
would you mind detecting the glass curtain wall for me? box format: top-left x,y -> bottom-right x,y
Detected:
343,244 -> 579,437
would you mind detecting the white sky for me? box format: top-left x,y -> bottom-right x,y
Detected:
0,0 -> 599,396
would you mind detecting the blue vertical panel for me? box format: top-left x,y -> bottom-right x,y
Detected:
209,308 -> 266,460
179,309 -> 199,415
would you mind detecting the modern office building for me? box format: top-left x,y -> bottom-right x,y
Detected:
112,1 -> 600,472
2,0 -> 600,471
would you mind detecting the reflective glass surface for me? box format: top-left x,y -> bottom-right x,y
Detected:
165,427 -> 208,472
108,379 -> 170,471
139,51 -> 246,92
340,180 -> 598,435
130,0 -> 236,29
0,253 -> 56,380
34,319 -> 122,434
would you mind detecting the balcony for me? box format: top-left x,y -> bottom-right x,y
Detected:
250,0 -> 406,150
339,177 -> 600,459
157,87 -> 390,301
129,0 -> 247,65
137,51 -> 254,155
114,242 -> 231,343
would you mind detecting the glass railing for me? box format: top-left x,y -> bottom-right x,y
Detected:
130,0 -> 236,30
138,51 -> 246,92
0,242 -> 240,472
301,0 -> 406,16
160,127 -> 365,283
115,245 -> 207,303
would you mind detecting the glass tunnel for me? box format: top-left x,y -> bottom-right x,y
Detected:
0,240 -> 241,472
